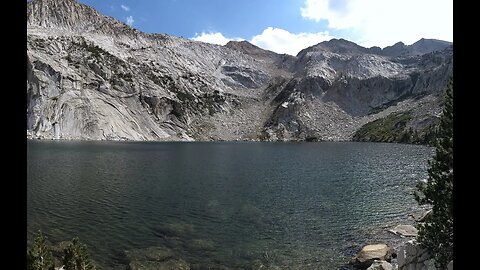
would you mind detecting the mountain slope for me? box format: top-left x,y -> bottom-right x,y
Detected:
26,0 -> 453,142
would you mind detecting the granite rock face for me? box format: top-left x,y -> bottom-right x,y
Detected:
27,0 -> 453,141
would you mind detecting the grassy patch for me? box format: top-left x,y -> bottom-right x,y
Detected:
353,111 -> 436,145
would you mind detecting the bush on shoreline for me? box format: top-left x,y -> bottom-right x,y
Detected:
27,231 -> 96,270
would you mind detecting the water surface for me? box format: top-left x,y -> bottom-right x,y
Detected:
27,140 -> 433,269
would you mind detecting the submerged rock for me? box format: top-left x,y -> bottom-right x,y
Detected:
251,259 -> 282,270
189,262 -> 231,270
125,246 -> 190,270
152,223 -> 195,238
125,246 -> 175,262
187,239 -> 216,251
350,244 -> 394,269
127,258 -> 190,270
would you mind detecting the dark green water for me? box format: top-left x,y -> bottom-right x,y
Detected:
27,140 -> 433,269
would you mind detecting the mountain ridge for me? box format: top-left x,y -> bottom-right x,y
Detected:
297,38 -> 452,58
26,0 -> 453,142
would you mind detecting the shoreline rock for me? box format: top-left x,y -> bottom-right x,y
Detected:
388,225 -> 418,237
350,244 -> 394,269
367,260 -> 393,270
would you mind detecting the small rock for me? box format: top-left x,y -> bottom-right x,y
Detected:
367,260 -> 392,270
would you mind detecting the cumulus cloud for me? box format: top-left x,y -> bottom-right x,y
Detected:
300,0 -> 452,48
121,4 -> 130,12
250,27 -> 333,56
192,32 -> 243,46
191,28 -> 334,56
126,16 -> 134,26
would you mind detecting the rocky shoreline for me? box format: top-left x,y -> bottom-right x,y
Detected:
347,208 -> 453,270
37,208 -> 446,270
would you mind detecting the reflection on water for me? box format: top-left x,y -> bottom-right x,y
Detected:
27,140 -> 433,269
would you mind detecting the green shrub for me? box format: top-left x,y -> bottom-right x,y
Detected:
62,237 -> 96,270
27,231 -> 55,270
414,79 -> 453,268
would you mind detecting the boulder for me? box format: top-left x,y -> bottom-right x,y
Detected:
447,260 -> 453,270
388,225 -> 418,237
350,244 -> 394,269
367,260 -> 393,270
416,209 -> 433,222
396,240 -> 437,270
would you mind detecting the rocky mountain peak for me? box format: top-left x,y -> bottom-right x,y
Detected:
380,39 -> 452,57
296,38 -> 371,58
297,38 -> 452,59
410,38 -> 452,55
27,0 -> 134,36
225,40 -> 279,58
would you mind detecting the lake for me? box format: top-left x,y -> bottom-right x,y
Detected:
27,140 -> 433,269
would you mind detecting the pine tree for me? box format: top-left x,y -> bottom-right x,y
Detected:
62,237 -> 96,270
27,231 -> 55,270
414,79 -> 453,269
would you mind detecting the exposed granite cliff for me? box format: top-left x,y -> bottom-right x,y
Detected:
27,0 -> 453,141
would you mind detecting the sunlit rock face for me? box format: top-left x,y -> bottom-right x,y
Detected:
27,0 -> 452,141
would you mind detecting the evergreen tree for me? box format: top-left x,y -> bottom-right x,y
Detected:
62,237 -> 96,270
414,79 -> 453,269
27,231 -> 55,270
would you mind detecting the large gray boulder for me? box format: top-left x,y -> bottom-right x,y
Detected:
350,244 -> 394,269
396,240 -> 443,270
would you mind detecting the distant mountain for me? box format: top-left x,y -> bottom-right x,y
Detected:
297,38 -> 371,56
380,38 -> 452,57
297,38 -> 452,58
27,0 -> 453,143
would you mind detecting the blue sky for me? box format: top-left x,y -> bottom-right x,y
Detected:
78,0 -> 453,56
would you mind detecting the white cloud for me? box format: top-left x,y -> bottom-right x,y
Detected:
300,0 -> 452,48
250,27 -> 334,56
126,16 -> 134,26
192,32 -> 243,46
191,28 -> 334,56
121,4 -> 130,12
